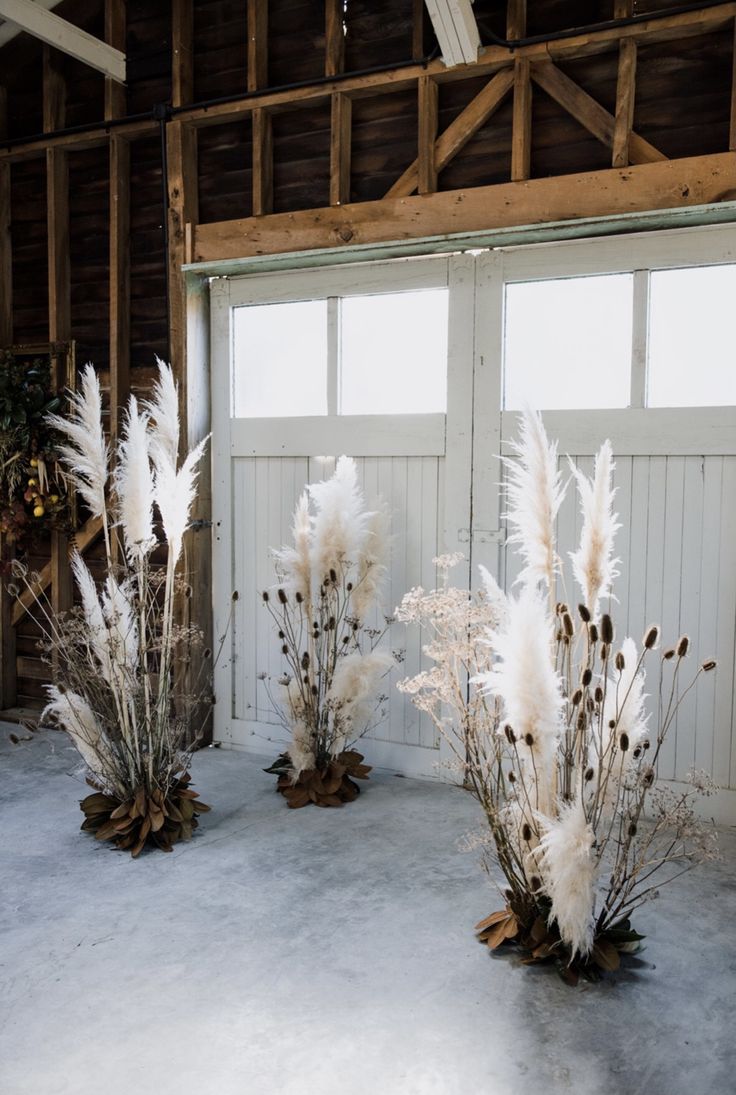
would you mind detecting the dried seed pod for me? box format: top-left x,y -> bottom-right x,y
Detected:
632,746 -> 642,759
563,612 -> 574,638
524,732 -> 535,747
530,876 -> 542,893
301,651 -> 310,670
277,588 -> 288,605
578,603 -> 591,623
295,591 -> 303,604
644,625 -> 659,650
628,822 -> 637,837
594,686 -> 604,704
281,644 -> 288,655
504,724 -> 516,744
582,668 -> 592,687
311,685 -> 318,696
508,770 -> 516,783
232,590 -> 240,601
601,614 -> 614,644
600,643 -> 609,661
262,591 -> 269,603
643,766 -> 654,787
615,650 -> 625,672
278,630 -> 285,639
620,732 -> 629,752
584,766 -> 595,782
589,623 -> 599,643
347,582 -> 353,591
663,648 -> 675,660
522,823 -> 532,842
329,568 -> 338,584
572,688 -> 583,707
577,712 -> 586,732
702,659 -> 717,672
677,635 -> 690,657
586,696 -> 595,713
641,739 -> 650,751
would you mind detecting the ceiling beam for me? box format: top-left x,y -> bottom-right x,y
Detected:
424,0 -> 480,67
0,0 -> 125,82
0,0 -> 58,48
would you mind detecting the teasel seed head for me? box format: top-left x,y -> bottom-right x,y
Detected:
277,588 -> 288,605
582,668 -> 592,687
522,823 -> 532,842
346,581 -> 353,591
329,615 -> 336,630
281,644 -> 288,655
676,634 -> 690,657
584,766 -> 595,782
563,612 -> 574,638
572,688 -> 583,707
329,567 -> 337,584
232,590 -> 240,601
608,719 -> 616,730
601,614 -> 614,644
295,591 -> 303,604
594,685 -> 604,704
262,591 -> 269,603
702,659 -> 717,672
663,648 -> 675,660
311,684 -> 318,696
632,746 -> 642,759
644,625 -> 659,650
641,738 -> 650,751
301,651 -> 310,670
342,635 -> 350,644
615,650 -> 625,672
577,712 -> 586,732
303,674 -> 309,684
600,643 -> 609,661
524,732 -> 534,747
508,770 -> 516,783
504,724 -> 516,744
619,732 -> 629,752
578,603 -> 591,623
589,623 -> 599,643
587,696 -> 595,713
278,630 -> 285,639
628,822 -> 637,837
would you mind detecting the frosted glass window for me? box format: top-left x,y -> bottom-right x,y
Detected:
503,274 -> 633,409
648,265 -> 736,407
339,289 -> 448,415
233,300 -> 328,416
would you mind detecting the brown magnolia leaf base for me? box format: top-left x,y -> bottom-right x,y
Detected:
475,906 -> 645,986
80,773 -> 211,857
269,749 -> 372,808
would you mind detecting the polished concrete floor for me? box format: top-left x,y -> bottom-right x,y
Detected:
1,724 -> 734,1095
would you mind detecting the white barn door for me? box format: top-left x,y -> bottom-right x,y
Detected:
210,255 -> 476,777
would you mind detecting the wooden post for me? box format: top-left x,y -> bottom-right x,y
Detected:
506,0 -> 526,40
329,92 -> 351,205
418,75 -> 438,194
0,85 -> 16,712
104,0 -> 126,120
612,2 -> 637,168
106,0 -> 129,448
247,0 -> 268,92
43,46 -> 73,623
511,57 -> 532,180
730,18 -> 736,150
252,107 -> 273,215
412,0 -> 425,61
325,0 -> 345,78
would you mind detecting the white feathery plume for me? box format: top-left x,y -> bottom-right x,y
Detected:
350,501 -> 390,622
477,585 -> 563,813
41,686 -> 117,783
71,551 -> 112,678
569,440 -> 620,619
273,491 -> 312,599
477,563 -> 508,628
46,363 -> 109,519
289,719 -> 316,778
603,637 -> 649,757
153,436 -> 209,567
534,799 -> 596,958
327,650 -> 393,753
308,455 -> 370,582
503,408 -> 565,592
145,359 -> 180,469
101,575 -> 139,678
113,396 -> 156,562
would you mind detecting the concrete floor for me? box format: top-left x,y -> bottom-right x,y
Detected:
0,726 -> 734,1095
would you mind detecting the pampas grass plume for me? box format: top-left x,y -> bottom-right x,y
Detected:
47,363 -> 109,520
535,800 -> 596,958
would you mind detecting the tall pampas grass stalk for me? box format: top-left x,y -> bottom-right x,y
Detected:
12,361 -> 212,856
398,409 -> 718,983
260,456 -> 393,807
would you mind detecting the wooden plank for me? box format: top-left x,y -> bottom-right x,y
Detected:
104,0 -> 125,120
0,119 -> 156,164
0,0 -> 125,83
412,0 -> 425,61
612,38 -> 637,168
386,67 -> 513,198
325,0 -> 345,78
0,85 -> 15,710
531,60 -> 666,166
172,0 -> 194,109
730,18 -> 736,151
511,57 -> 532,182
418,75 -> 438,195
329,92 -> 351,206
108,134 -> 129,446
12,516 -> 103,625
252,107 -> 273,216
230,413 -> 446,457
247,0 -> 268,92
506,0 -> 526,40
193,151 -> 736,262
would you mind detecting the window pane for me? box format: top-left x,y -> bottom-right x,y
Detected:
339,289 -> 448,415
233,300 -> 328,417
648,265 -> 736,407
503,274 -> 633,409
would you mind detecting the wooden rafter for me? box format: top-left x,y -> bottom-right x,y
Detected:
730,18 -> 736,150
386,67 -> 514,198
104,0 -> 125,120
509,1 -> 531,181
418,75 -> 438,194
0,0 -> 125,82
531,61 -> 667,165
329,92 -> 351,206
612,0 -> 636,168
506,0 -> 526,41
325,0 -> 346,78
252,107 -> 273,216
192,152 -> 736,263
247,0 -> 267,92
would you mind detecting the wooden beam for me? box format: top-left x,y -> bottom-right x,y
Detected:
412,0 -> 425,61
418,75 -> 438,194
386,66 -> 513,198
329,92 -> 351,206
104,0 -> 126,120
0,0 -> 125,82
247,0 -> 268,92
531,60 -> 666,165
325,0 -> 346,78
511,57 -> 532,181
12,516 -> 103,624
730,18 -> 736,151
109,134 -> 129,447
193,152 -> 736,262
0,86 -> 15,711
172,0 -> 194,108
0,118 -> 157,164
612,38 -> 637,168
506,0 -> 526,40
163,4 -> 736,131
252,107 -> 273,216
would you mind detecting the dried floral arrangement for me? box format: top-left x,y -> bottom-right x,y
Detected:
397,410 -> 718,984
261,455 -> 392,807
11,362 -> 211,856
0,349 -> 69,566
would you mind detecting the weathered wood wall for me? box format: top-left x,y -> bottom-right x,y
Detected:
1,0 -> 735,709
